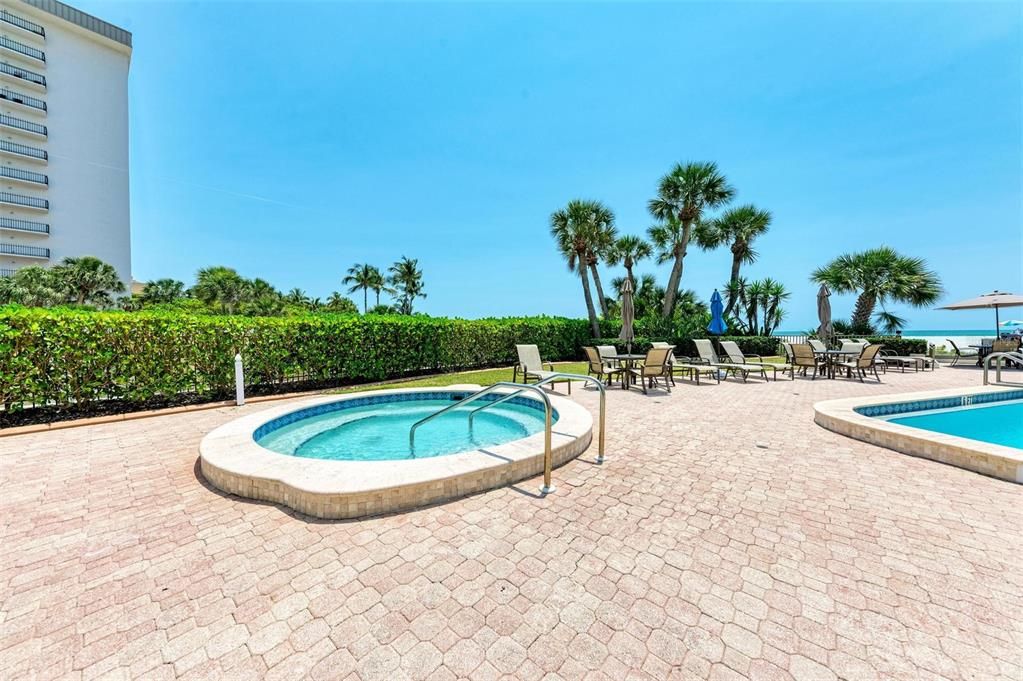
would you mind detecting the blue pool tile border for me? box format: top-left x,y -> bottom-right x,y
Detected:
254,391 -> 557,442
854,389 -> 1023,418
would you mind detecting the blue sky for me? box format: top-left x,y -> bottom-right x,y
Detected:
82,1 -> 1021,329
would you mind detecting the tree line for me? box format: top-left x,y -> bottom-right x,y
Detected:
0,256 -> 427,318
551,161 -> 788,337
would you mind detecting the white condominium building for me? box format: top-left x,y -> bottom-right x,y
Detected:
0,0 -> 131,285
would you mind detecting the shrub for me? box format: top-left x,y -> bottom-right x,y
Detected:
865,336 -> 928,355
0,308 -> 590,424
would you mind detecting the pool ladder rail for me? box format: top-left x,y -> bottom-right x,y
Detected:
983,351 -> 1023,386
408,373 -> 606,495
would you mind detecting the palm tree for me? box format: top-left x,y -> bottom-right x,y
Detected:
388,256 -> 426,315
343,264 -> 384,313
191,266 -> 249,314
811,247 -> 943,330
605,235 -> 652,290
550,199 -> 605,336
0,266 -> 63,307
326,291 -> 358,313
648,161 -> 735,318
53,256 -> 125,306
695,204 -> 772,316
140,279 -> 185,304
583,204 -> 616,317
285,288 -> 311,307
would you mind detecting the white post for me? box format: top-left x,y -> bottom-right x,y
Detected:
234,353 -> 245,406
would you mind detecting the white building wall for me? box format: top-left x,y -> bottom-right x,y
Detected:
0,0 -> 131,287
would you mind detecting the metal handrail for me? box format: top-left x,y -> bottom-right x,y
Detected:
0,216 -> 48,234
0,35 -> 45,62
0,243 -> 48,258
983,351 -> 1023,386
0,113 -> 46,136
0,139 -> 47,160
0,165 -> 47,185
409,381 -> 556,493
468,373 -> 606,464
1,10 -> 46,37
0,61 -> 45,87
0,87 -> 46,111
0,191 -> 47,209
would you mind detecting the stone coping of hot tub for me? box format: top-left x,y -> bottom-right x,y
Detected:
199,385 -> 594,519
814,385 -> 1023,484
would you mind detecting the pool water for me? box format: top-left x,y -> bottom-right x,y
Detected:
256,399 -> 553,461
888,400 -> 1023,449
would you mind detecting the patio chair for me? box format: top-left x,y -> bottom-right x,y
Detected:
839,340 -> 867,354
946,339 -> 977,367
596,345 -> 620,368
513,344 -> 570,393
693,339 -> 762,382
880,349 -> 926,373
651,342 -> 721,386
719,340 -> 791,381
991,339 -> 1023,368
790,343 -> 826,379
583,346 -> 624,387
835,344 -> 884,382
627,346 -> 673,394
809,339 -> 828,353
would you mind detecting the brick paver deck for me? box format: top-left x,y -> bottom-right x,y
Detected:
2,366 -> 1021,680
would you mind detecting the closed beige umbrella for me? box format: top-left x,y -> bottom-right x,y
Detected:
619,277 -> 635,355
816,284 -> 832,346
940,291 -> 1023,335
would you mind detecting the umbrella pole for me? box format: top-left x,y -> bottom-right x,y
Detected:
996,305 -> 1000,337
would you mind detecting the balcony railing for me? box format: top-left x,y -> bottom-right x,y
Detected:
0,139 -> 46,161
0,87 -> 45,111
0,10 -> 45,38
0,191 -> 47,209
0,216 -> 48,234
0,243 -> 48,258
0,268 -> 15,277
0,165 -> 46,185
0,61 -> 45,87
0,113 -> 46,136
0,36 -> 45,63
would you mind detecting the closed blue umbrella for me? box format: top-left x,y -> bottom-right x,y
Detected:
707,290 -> 727,335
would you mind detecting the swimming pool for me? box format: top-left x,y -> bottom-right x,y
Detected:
255,393 -> 555,461
815,387 -> 1023,484
884,400 -> 1023,449
199,387 -> 593,518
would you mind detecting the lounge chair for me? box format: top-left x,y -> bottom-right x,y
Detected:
790,343 -> 826,379
719,340 -> 791,381
693,339 -> 764,382
835,344 -> 884,382
946,339 -> 977,367
627,346 -> 674,394
513,344 -> 570,393
651,342 -> 720,386
583,346 -> 624,386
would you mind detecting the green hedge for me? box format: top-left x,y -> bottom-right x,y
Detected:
0,308 -> 590,422
865,336 -> 928,355
588,335 -> 781,357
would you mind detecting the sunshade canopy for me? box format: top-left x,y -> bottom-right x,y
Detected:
940,291 -> 1023,310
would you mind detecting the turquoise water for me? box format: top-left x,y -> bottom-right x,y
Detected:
889,401 -> 1023,449
774,329 -> 993,337
257,399 -> 552,460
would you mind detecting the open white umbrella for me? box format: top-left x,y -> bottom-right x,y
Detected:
940,291 -> 1023,335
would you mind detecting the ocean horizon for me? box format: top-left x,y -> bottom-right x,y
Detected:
773,329 -> 1002,337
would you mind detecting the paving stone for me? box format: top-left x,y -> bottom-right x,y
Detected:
1,366 -> 1019,679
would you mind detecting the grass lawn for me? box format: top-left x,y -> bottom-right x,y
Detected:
329,361 -> 590,395
328,356 -> 790,396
